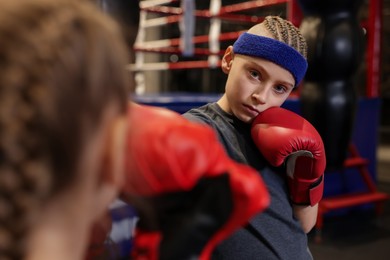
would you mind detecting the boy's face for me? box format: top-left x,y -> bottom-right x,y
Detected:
219,46 -> 295,124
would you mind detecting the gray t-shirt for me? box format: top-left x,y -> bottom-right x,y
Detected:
183,102 -> 313,260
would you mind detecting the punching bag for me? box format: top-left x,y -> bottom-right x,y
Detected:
298,0 -> 365,171
95,0 -> 140,92
95,0 -> 140,51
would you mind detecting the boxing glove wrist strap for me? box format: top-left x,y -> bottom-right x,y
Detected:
286,151 -> 324,206
288,175 -> 324,206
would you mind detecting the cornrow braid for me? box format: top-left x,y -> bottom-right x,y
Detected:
263,16 -> 307,59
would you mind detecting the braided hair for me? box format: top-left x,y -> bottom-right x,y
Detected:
0,0 -> 130,258
262,15 -> 308,59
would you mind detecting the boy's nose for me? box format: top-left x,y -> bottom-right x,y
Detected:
251,88 -> 267,105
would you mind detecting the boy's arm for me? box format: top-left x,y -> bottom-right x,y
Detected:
293,204 -> 318,233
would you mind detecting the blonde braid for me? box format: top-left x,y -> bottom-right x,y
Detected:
0,28 -> 53,259
0,0 -> 130,259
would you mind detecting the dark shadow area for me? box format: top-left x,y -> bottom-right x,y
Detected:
308,182 -> 390,260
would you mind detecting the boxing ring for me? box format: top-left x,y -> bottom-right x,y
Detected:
130,0 -> 388,240
130,0 -> 390,242
131,0 -> 298,94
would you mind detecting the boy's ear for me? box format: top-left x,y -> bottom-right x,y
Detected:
221,46 -> 234,74
93,115 -> 128,219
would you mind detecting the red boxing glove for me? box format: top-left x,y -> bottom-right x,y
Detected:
251,107 -> 326,206
122,103 -> 270,260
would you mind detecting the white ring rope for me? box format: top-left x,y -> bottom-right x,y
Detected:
208,0 -> 221,68
134,0 -> 291,93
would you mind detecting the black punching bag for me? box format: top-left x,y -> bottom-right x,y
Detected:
95,0 -> 140,92
95,0 -> 140,50
298,0 -> 365,171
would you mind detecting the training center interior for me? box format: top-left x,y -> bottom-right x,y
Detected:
107,1 -> 390,259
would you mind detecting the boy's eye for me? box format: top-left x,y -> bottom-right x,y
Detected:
249,70 -> 260,79
274,85 -> 287,94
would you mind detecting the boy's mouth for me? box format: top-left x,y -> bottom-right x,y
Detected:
243,104 -> 260,117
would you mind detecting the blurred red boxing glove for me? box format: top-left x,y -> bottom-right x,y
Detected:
251,107 -> 326,206
121,103 -> 270,260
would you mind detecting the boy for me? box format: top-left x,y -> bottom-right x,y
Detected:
184,16 -> 325,259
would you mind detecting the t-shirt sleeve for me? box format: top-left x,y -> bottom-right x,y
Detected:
182,109 -> 212,126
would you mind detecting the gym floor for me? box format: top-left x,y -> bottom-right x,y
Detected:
308,144 -> 390,260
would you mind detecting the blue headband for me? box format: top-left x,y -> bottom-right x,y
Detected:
233,32 -> 308,86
